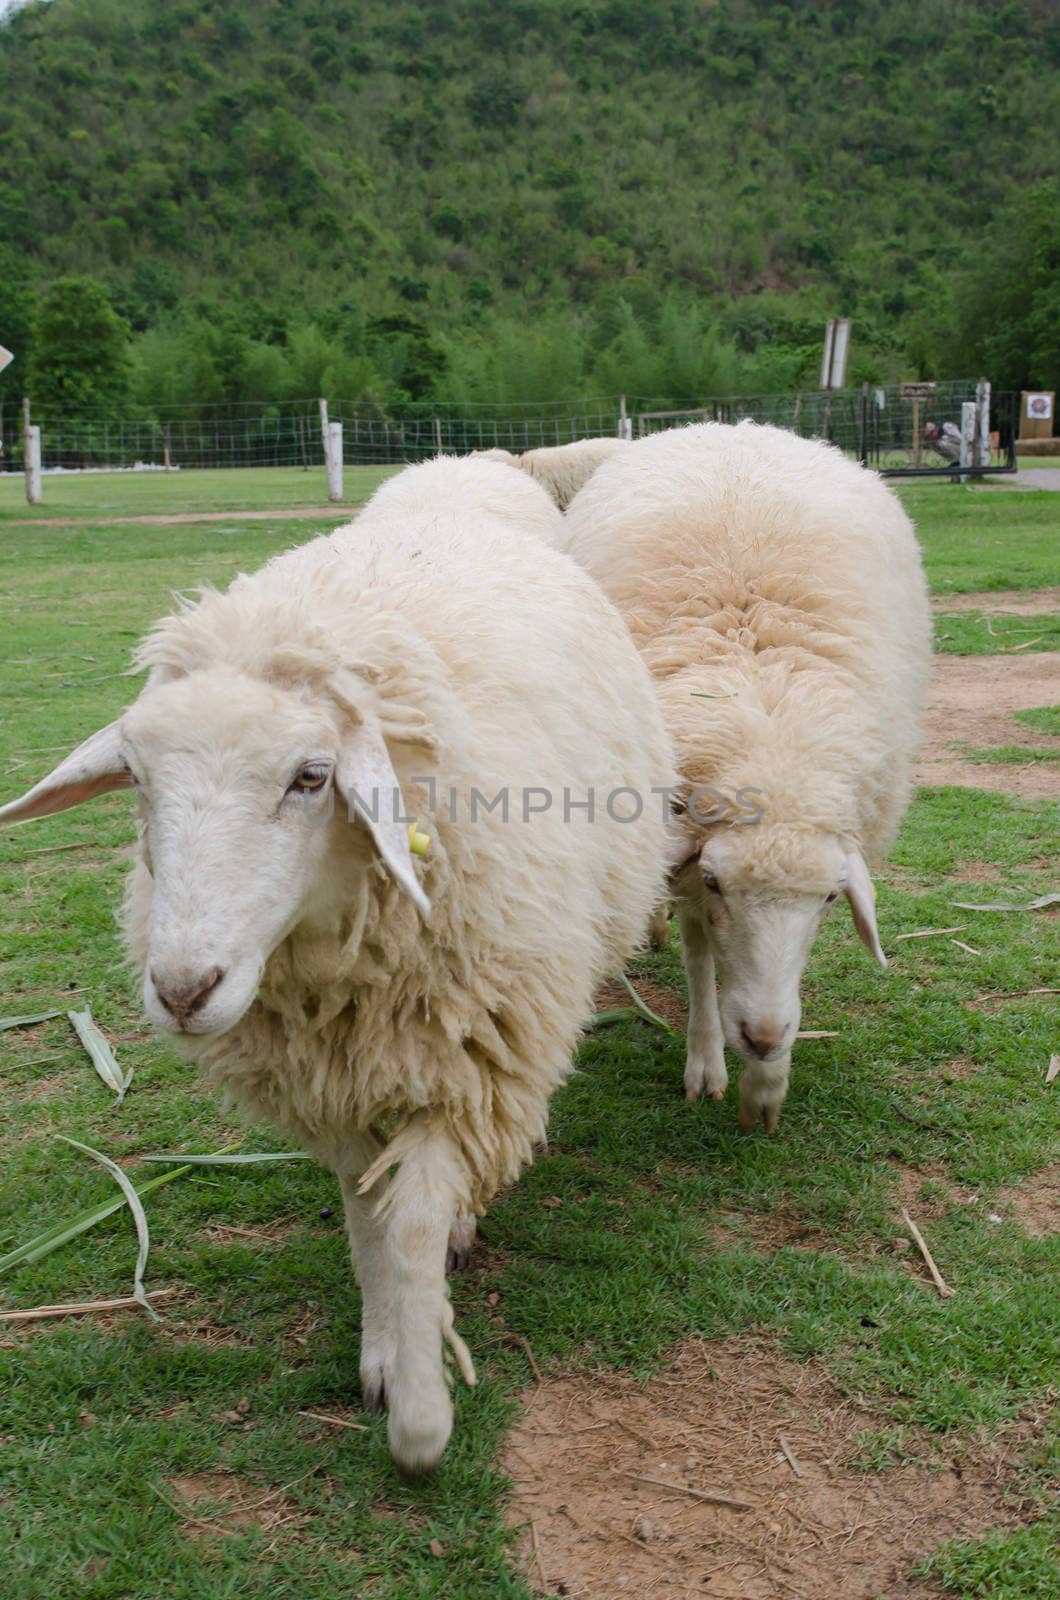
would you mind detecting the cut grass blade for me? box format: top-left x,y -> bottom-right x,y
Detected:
951,893 -> 1059,912
56,1135 -> 159,1321
0,1009 -> 62,1032
68,1008 -> 133,1103
0,1142 -> 240,1276
140,1150 -> 313,1165
617,973 -> 678,1035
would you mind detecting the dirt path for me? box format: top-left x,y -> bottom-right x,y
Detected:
932,586 -> 1059,615
0,505 -> 363,529
914,651 -> 1060,800
506,1337 -> 1033,1600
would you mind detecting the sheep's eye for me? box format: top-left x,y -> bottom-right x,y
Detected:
288,764 -> 330,794
703,870 -> 722,894
825,891 -> 839,905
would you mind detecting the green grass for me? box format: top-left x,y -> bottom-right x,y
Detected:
916,1523 -> 1060,1600
899,484 -> 1060,595
963,745 -> 1060,765
1,480 -> 1058,1598
935,613 -> 1060,655
0,465 -> 395,521
1015,705 -> 1060,737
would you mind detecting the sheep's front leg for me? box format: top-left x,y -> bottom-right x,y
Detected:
737,1051 -> 791,1134
337,1137 -> 396,1412
678,903 -> 727,1102
371,1124 -> 476,1476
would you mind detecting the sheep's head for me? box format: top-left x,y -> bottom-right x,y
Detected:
670,819 -> 884,1064
0,669 -> 429,1038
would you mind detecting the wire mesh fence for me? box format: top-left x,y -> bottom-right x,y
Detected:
0,381 -> 1018,479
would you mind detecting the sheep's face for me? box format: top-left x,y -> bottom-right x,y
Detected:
0,669 -> 429,1041
122,673 -> 347,1036
675,825 -> 885,1064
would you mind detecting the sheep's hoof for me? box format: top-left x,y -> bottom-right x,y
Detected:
684,1057 -> 727,1104
389,1394 -> 452,1479
361,1374 -> 387,1412
738,1102 -> 781,1134
446,1212 -> 477,1274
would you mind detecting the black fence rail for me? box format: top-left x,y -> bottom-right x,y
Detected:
0,383 -> 1018,478
636,380 -> 1018,476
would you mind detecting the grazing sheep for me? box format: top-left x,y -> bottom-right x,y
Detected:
561,421 -> 932,1132
0,456 -> 674,1474
475,435 -> 628,508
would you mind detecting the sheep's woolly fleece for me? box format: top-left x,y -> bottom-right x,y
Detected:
561,421 -> 933,885
477,435 -> 629,509
126,456 -> 674,1209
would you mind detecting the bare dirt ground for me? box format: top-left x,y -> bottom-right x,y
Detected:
2,505 -> 362,529
506,1338 -> 1038,1600
932,586 -> 1060,616
913,652 -> 1060,800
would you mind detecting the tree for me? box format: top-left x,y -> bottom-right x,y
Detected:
26,277 -> 130,413
938,182 -> 1060,395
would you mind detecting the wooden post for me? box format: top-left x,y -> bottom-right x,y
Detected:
433,417 -> 443,455
959,401 -> 976,482
911,397 -> 922,468
163,421 -> 172,472
298,416 -> 308,471
318,397 -> 329,474
25,425 -> 42,504
326,421 -> 343,501
618,394 -> 632,440
975,379 -> 991,469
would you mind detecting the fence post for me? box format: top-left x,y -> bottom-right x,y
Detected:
22,397 -> 42,504
975,378 -> 991,469
433,417 -> 443,455
326,421 -> 343,501
618,394 -> 633,441
859,382 -> 869,465
318,397 -> 329,469
163,421 -> 172,472
25,427 -> 42,504
959,401 -> 976,482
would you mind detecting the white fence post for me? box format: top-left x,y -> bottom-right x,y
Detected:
959,401 -> 976,482
326,421 -> 343,501
618,394 -> 633,441
975,378 -> 991,469
25,423 -> 42,504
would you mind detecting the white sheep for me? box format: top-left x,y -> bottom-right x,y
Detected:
0,455 -> 674,1474
474,435 -> 628,508
561,421 -> 932,1132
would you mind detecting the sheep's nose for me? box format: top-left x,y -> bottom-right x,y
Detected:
152,966 -> 225,1024
740,1020 -> 783,1059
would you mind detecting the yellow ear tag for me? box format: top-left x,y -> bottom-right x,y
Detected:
408,823 -> 431,857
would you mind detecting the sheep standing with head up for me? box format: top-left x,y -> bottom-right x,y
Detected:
0,456 -> 674,1475
475,434 -> 628,508
561,421 -> 932,1133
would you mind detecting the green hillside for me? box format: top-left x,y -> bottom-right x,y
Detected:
0,0 -> 1057,413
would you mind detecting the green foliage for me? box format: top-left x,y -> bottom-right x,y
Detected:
931,180 -> 1060,392
0,1 -> 1057,409
25,277 -> 130,414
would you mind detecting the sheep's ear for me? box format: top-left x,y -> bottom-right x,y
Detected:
842,849 -> 887,967
0,722 -> 131,825
335,724 -> 431,919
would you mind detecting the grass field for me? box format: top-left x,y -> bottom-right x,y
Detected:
0,465 -> 394,521
0,476 -> 1057,1599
